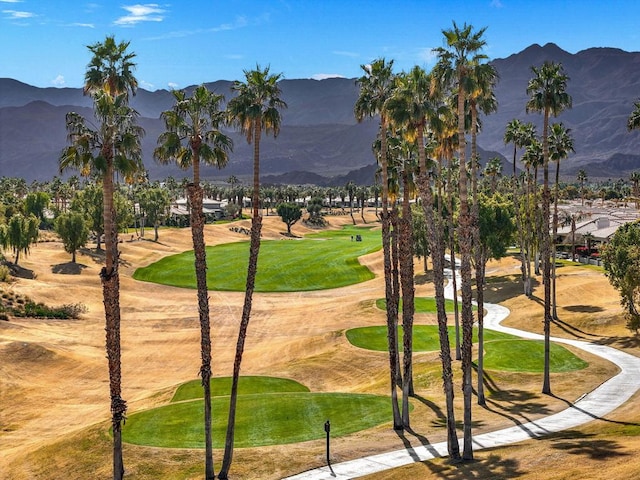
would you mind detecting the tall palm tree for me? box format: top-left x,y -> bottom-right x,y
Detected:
576,168 -> 588,206
466,60 -> 498,407
483,157 -> 503,192
504,120 -> 536,295
526,61 -> 572,395
355,58 -> 403,431
549,123 -> 575,320
433,21 -> 488,460
154,84 -> 232,480
219,65 -> 286,480
59,35 -> 142,480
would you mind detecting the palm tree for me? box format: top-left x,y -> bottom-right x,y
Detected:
560,209 -> 586,262
627,99 -> 640,131
346,180 -> 357,224
526,61 -> 572,395
59,35 -> 142,480
355,58 -> 403,431
219,65 -> 286,480
483,157 -> 503,191
504,120 -> 536,295
576,168 -> 588,206
629,171 -> 640,208
549,123 -> 575,320
466,60 -> 498,407
154,84 -> 232,480
433,21 -> 488,460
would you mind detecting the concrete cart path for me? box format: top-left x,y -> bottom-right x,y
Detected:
283,268 -> 640,479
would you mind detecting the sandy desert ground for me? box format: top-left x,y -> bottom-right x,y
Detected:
1,211 -> 638,479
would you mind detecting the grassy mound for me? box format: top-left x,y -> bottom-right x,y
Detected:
483,339 -> 589,372
346,325 -> 514,352
375,297 -> 476,313
132,225 -> 380,292
172,376 -> 309,402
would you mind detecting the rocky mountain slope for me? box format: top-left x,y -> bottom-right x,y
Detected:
2,43 -> 640,185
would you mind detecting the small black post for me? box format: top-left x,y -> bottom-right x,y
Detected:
324,419 -> 331,467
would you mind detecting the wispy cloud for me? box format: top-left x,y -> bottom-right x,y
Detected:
2,9 -> 35,20
51,75 -> 65,86
67,22 -> 95,28
332,50 -> 359,58
311,73 -> 346,80
490,0 -> 504,8
0,1 -> 24,3
139,80 -> 154,90
167,82 -> 179,89
114,3 -> 166,26
145,15 -> 253,41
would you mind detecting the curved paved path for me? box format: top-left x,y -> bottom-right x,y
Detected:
284,268 -> 640,479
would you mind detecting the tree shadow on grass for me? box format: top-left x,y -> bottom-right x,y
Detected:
483,275 -> 540,304
595,335 -> 640,349
551,317 -> 601,340
549,430 -> 630,460
395,427 -> 440,462
6,262 -> 36,279
563,305 -> 604,313
479,368 -> 553,431
550,394 -> 640,427
52,262 -> 87,275
421,453 -> 524,479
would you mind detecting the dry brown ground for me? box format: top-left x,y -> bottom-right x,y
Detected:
0,212 -> 638,479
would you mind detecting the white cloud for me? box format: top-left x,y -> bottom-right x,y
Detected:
167,82 -> 179,89
311,73 -> 345,80
491,0 -> 504,7
51,75 -> 65,86
114,3 -> 165,26
2,9 -> 34,19
139,80 -> 154,90
67,22 -> 94,28
0,1 -> 24,3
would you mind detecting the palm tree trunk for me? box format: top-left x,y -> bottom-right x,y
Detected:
551,161 -> 560,320
390,207 -> 402,388
187,182 -> 214,480
102,160 -> 126,480
219,122 -> 263,479
457,82 -> 474,461
416,124 -> 459,460
400,170 -> 415,425
378,118 -> 403,431
447,162 -> 461,361
542,110 -> 552,395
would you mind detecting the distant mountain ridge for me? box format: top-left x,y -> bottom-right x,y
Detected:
2,42 -> 640,185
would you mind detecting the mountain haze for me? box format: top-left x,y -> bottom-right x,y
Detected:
2,43 -> 640,185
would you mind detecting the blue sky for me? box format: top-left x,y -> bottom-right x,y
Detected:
1,0 -> 639,90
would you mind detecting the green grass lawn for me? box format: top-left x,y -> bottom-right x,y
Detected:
172,376 -> 309,402
132,225 -> 380,292
346,326 -> 588,373
376,297 -> 476,313
345,325 -> 514,352
123,376 -> 393,448
483,339 -> 589,372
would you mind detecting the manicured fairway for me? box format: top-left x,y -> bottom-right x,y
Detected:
483,339 -> 589,372
345,325 -> 514,352
132,225 -> 380,292
346,326 -> 588,373
123,376 -> 393,448
172,376 -> 309,402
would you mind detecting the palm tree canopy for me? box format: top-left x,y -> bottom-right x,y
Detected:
154,85 -> 232,172
354,58 -> 396,123
549,123 -> 575,163
628,100 -> 640,131
84,35 -> 137,99
525,61 -> 572,117
227,65 -> 287,144
60,91 -> 144,178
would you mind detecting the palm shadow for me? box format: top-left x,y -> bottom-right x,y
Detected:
595,335 -> 640,349
422,452 -> 525,478
6,262 -> 36,279
52,262 -> 87,275
549,430 -> 630,459
483,275 -> 540,304
563,305 -> 604,313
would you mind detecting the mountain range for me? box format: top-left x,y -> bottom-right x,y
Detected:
1,42 -> 640,186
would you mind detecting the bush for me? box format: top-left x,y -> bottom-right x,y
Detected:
0,265 -> 10,282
